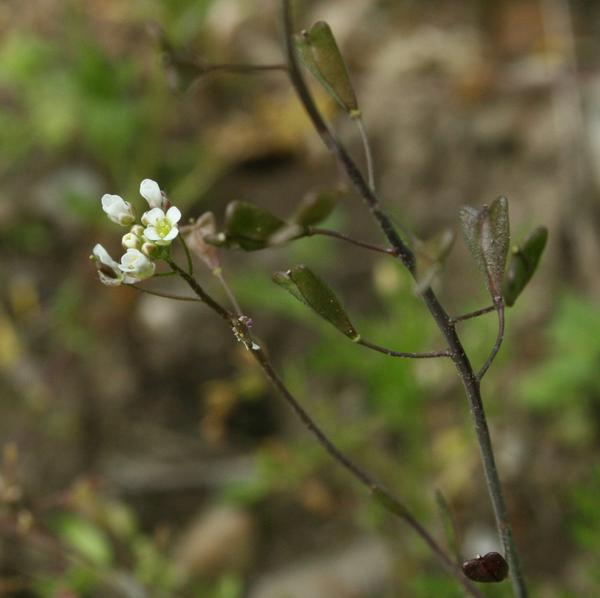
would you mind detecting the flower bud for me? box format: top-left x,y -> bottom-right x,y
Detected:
122,232 -> 141,250
140,179 -> 166,209
130,224 -> 145,238
101,194 -> 136,226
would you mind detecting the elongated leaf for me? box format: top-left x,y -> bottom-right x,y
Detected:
459,196 -> 510,298
225,201 -> 287,251
503,226 -> 548,306
295,21 -> 359,115
273,265 -> 359,340
292,189 -> 341,227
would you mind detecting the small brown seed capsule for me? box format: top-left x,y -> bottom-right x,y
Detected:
462,551 -> 509,583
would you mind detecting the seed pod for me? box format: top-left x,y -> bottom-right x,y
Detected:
459,196 -> 510,299
295,21 -> 359,115
462,552 -> 509,583
272,265 -> 360,340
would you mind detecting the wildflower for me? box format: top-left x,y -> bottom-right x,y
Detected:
140,179 -> 165,209
142,206 -> 181,246
101,194 -> 136,226
91,244 -> 125,286
119,248 -> 156,281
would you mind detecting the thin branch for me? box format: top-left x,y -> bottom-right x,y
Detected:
213,268 -> 244,317
354,115 -> 375,190
170,264 -> 484,598
357,338 -> 451,359
198,63 -> 288,75
178,234 -> 194,276
477,299 -> 505,381
130,284 -> 203,303
451,305 -> 496,324
249,346 -> 484,598
281,2 -> 527,596
166,259 -> 233,324
307,227 -> 394,255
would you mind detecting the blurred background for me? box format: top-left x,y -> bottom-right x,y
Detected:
1,0 -> 600,596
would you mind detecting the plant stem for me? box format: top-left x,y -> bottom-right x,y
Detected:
169,264 -> 484,598
213,268 -> 244,317
357,338 -> 451,359
166,260 -> 233,324
178,234 -> 194,276
252,352 -> 486,598
199,63 -> 288,74
354,114 -> 375,190
130,284 -> 203,303
307,227 -> 394,255
451,305 -> 496,323
477,299 -> 505,381
280,2 -> 527,595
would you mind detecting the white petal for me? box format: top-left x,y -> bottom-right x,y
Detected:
140,179 -> 163,208
144,227 -> 161,241
163,227 -> 179,241
98,271 -> 124,286
143,208 -> 164,226
166,206 -> 182,224
101,194 -> 123,211
93,244 -> 119,269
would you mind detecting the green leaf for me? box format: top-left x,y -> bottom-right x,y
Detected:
295,21 -> 359,115
224,201 -> 287,251
502,226 -> 548,307
273,265 -> 359,340
459,196 -> 510,298
292,189 -> 341,227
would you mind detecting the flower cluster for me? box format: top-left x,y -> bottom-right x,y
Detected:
91,179 -> 182,285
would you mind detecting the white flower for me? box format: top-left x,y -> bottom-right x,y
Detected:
140,179 -> 165,209
142,206 -> 181,246
101,194 -> 135,226
91,244 -> 125,286
119,248 -> 156,281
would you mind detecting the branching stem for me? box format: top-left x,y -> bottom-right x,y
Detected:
307,227 -> 394,255
280,2 -> 527,596
451,304 -> 496,323
477,299 -> 505,381
171,264 -> 484,598
198,63 -> 288,74
130,284 -> 203,303
166,259 -> 233,324
178,234 -> 194,276
357,338 -> 451,359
